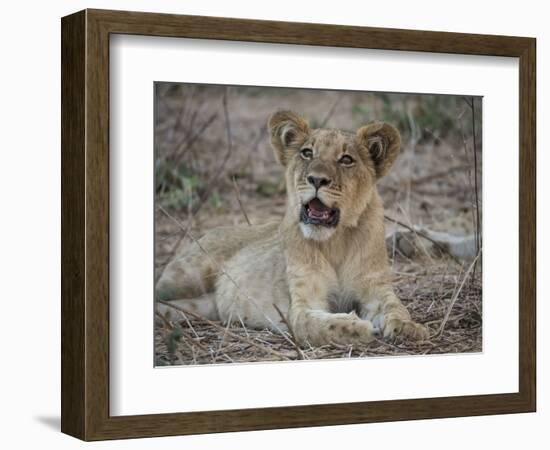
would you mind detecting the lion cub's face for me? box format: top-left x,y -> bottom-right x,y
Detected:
269,111 -> 401,241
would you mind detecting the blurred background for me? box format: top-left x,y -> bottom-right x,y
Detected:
154,83 -> 482,364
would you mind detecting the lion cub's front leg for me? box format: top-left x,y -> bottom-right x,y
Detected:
287,263 -> 376,347
362,284 -> 429,341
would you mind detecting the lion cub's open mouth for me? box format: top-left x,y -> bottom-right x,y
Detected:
300,198 -> 340,227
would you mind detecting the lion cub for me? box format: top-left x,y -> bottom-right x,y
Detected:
157,111 -> 428,346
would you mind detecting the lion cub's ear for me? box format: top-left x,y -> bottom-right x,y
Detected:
268,111 -> 310,166
356,121 -> 401,179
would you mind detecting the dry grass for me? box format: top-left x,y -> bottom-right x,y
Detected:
155,268 -> 481,366
154,83 -> 483,366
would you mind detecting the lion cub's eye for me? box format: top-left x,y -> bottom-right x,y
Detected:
300,148 -> 313,160
338,154 -> 355,166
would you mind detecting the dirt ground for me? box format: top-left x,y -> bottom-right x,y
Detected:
154,83 -> 482,366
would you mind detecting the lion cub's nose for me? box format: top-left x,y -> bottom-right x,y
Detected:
307,175 -> 331,190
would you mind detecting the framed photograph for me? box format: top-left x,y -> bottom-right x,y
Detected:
61,9 -> 536,441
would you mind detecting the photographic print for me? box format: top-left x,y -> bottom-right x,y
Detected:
154,83 -> 482,366
61,10 -> 535,439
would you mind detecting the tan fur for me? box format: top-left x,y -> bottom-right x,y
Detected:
156,111 -> 428,346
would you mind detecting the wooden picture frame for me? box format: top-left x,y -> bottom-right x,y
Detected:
61,9 -> 536,441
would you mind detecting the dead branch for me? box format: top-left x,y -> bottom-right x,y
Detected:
384,214 -> 462,266
172,112 -> 218,167
468,97 -> 482,272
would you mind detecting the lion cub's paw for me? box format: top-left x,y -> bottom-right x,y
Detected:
316,314 -> 376,346
383,319 -> 429,341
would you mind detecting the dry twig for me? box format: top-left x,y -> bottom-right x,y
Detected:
320,96 -> 342,128
434,251 -> 481,338
158,300 -> 292,360
232,176 -> 252,226
272,304 -> 306,360
172,112 -> 218,167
